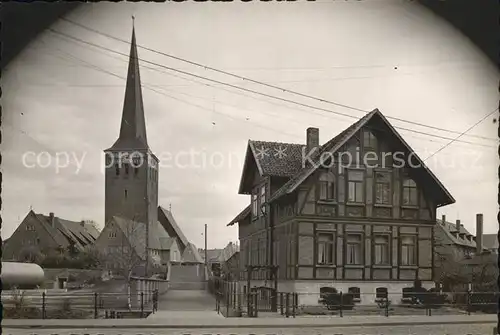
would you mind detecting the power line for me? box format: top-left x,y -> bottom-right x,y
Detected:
424,108 -> 499,162
42,33 -> 494,157
46,28 -> 497,149
58,17 -> 498,143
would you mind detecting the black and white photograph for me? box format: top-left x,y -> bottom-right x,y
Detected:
1,1 -> 498,334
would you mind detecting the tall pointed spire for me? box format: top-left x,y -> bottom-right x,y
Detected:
110,21 -> 148,150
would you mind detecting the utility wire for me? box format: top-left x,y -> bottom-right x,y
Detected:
424,108 -> 499,162
50,31 -> 495,154
47,28 -> 497,149
58,17 -> 497,143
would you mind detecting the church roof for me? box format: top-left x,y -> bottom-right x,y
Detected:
158,206 -> 189,251
107,26 -> 149,151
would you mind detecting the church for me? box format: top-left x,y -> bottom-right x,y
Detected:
93,26 -> 203,277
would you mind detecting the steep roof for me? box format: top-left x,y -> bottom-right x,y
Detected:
157,206 -> 189,251
34,212 -> 98,251
181,242 -> 204,263
107,26 -> 148,151
267,109 -> 455,207
435,218 -> 478,249
226,204 -> 250,227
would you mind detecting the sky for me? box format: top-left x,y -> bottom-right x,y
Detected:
2,1 -> 498,248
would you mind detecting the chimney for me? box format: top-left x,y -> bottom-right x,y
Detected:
306,127 -> 320,156
80,220 -> 85,227
476,213 -> 483,254
49,212 -> 55,227
441,215 -> 446,225
455,219 -> 461,233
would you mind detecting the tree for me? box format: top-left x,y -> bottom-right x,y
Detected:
98,217 -> 150,310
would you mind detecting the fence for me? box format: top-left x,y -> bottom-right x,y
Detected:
208,279 -> 498,318
2,289 -> 160,319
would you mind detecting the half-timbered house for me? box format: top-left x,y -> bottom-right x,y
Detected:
228,109 -> 455,306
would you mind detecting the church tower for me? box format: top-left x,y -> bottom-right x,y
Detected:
104,26 -> 159,231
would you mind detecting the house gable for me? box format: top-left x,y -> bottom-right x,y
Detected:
269,109 -> 455,208
3,211 -> 61,260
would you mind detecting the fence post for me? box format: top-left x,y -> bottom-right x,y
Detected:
226,284 -> 230,316
466,289 -> 471,315
339,291 -> 343,317
253,293 -> 258,318
280,293 -> 284,315
293,293 -> 297,318
385,292 -> 389,317
41,292 -> 46,319
140,292 -> 144,318
94,292 -> 98,319
285,293 -> 290,318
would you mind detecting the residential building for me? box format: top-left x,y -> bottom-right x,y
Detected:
3,210 -> 99,262
434,215 -> 478,262
228,109 -> 455,306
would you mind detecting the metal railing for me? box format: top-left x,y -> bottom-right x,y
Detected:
209,281 -> 498,318
1,289 -> 160,319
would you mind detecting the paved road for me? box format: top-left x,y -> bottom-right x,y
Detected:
157,289 -> 216,311
3,324 -> 495,335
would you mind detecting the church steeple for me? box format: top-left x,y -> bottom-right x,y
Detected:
110,23 -> 148,150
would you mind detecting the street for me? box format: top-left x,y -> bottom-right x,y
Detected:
3,323 -> 495,335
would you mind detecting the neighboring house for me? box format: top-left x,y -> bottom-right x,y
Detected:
223,251 -> 240,280
482,233 -> 498,254
434,215 -> 478,261
159,237 -> 182,264
201,243 -> 240,276
180,242 -> 204,264
228,109 -> 455,306
3,210 -> 99,262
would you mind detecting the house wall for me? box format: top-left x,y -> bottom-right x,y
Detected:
237,126 -> 442,298
3,212 -> 60,261
94,220 -> 142,275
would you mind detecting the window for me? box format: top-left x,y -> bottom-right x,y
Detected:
115,164 -> 120,176
26,224 -> 35,231
376,287 -> 388,300
346,140 -> 360,164
124,189 -> 128,198
319,171 -> 335,201
251,192 -> 258,217
348,287 -> 361,300
402,178 -> 418,206
400,235 -> 417,265
108,231 -> 116,238
363,131 -> 377,149
347,170 -> 364,203
124,163 -> 129,175
346,234 -> 362,265
374,235 -> 390,265
317,233 -> 335,264
260,186 -> 266,215
375,172 -> 391,205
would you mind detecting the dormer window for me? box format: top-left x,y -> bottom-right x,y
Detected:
363,130 -> 377,149
318,171 -> 335,201
402,178 -> 418,206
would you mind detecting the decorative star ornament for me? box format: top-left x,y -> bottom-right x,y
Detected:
274,146 -> 287,159
255,146 -> 270,159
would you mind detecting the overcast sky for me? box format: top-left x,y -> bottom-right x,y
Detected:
3,1 -> 498,248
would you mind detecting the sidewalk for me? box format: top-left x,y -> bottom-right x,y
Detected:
3,314 -> 496,329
